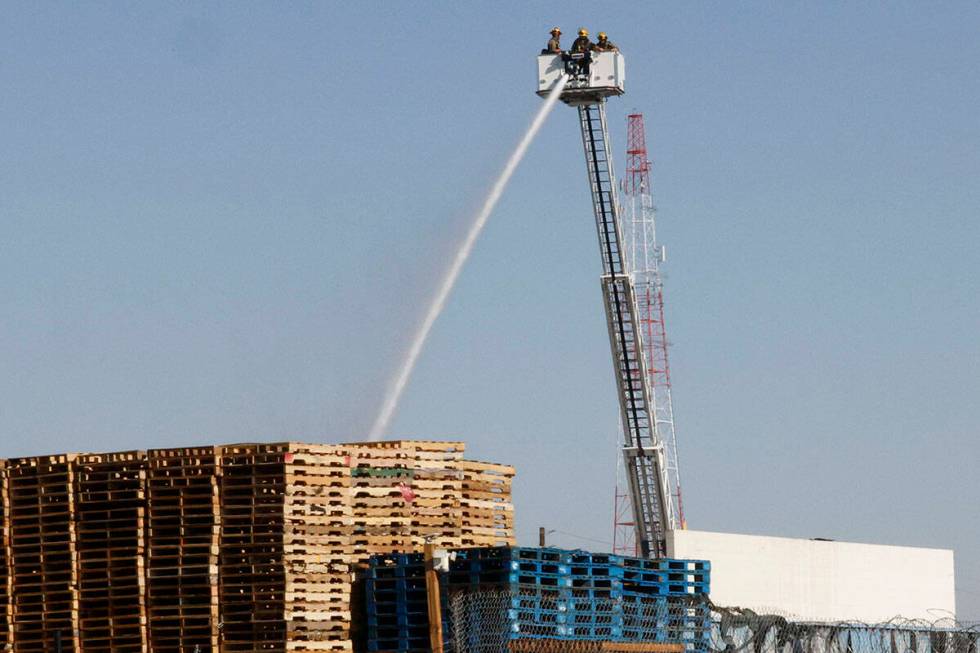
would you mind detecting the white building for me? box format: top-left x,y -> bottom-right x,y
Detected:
668,529 -> 956,623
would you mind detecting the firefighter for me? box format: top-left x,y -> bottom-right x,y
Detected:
569,28 -> 592,54
543,27 -> 562,54
566,28 -> 593,77
594,32 -> 618,52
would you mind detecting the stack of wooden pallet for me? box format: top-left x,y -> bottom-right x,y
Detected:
345,441 -> 466,557
281,444 -> 354,653
0,440 -> 515,653
218,443 -> 289,652
395,441 -> 464,550
459,459 -> 516,547
74,451 -> 147,653
146,447 -> 221,653
346,441 -> 414,560
0,461 -> 10,651
7,454 -> 80,653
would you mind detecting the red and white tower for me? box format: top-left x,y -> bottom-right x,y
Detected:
613,113 -> 686,555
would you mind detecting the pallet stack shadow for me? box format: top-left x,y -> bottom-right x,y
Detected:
6,455 -> 80,653
363,547 -> 710,653
146,447 -> 221,652
0,440 -> 515,653
75,452 -> 147,653
0,462 -> 10,653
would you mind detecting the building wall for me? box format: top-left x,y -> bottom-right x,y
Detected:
667,529 -> 956,622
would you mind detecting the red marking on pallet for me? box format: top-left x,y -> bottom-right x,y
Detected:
397,483 -> 416,504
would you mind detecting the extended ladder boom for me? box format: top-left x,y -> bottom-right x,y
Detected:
577,101 -> 675,556
535,50 -> 676,556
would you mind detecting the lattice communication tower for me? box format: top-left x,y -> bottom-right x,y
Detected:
614,113 -> 686,556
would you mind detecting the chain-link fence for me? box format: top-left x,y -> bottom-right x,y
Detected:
446,589 -> 980,653
447,589 -> 709,653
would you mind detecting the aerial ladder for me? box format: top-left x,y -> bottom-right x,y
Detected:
536,49 -> 677,556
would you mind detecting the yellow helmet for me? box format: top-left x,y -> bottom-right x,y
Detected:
578,28 -> 589,37
598,32 -> 607,40
550,26 -> 561,35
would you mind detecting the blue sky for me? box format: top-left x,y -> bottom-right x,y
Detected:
2,2 -> 978,618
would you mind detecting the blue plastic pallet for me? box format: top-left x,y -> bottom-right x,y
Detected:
622,570 -> 709,584
363,546 -> 711,650
510,604 -> 623,617
562,625 -> 625,639
366,625 -> 449,638
564,604 -> 625,617
502,573 -> 574,588
366,600 -> 446,618
508,624 -> 564,638
366,594 -> 449,619
366,596 -> 433,609
363,583 -> 430,596
507,609 -> 572,625
570,552 -> 625,565
364,566 -> 426,580
566,615 -> 625,627
453,562 -> 572,578
569,563 -> 626,578
567,587 -> 624,601
509,560 -> 570,574
450,558 -> 510,572
461,546 -> 572,563
622,558 -> 710,572
508,596 -> 570,610
570,576 -> 623,590
366,626 -> 431,639
365,609 -> 435,627
366,627 -> 450,652
622,584 -> 711,598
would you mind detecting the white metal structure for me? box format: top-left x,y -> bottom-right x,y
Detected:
537,51 -> 676,556
536,52 -> 625,103
622,113 -> 686,532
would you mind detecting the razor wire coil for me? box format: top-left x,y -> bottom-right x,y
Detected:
445,589 -> 980,653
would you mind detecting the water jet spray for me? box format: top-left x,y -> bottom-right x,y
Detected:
368,75 -> 570,441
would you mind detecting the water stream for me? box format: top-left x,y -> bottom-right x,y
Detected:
367,75 -> 570,441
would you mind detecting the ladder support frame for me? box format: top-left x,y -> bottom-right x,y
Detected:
577,101 -> 676,556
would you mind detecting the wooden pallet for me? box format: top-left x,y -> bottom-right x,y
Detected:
282,444 -> 354,653
0,461 -> 11,651
7,454 -> 81,653
344,441 -> 466,553
74,451 -> 148,653
217,443 -> 290,653
146,447 -> 221,653
458,459 -> 516,547
0,440 -> 517,653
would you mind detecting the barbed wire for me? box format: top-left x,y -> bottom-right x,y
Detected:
446,588 -> 980,653
711,601 -> 979,653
